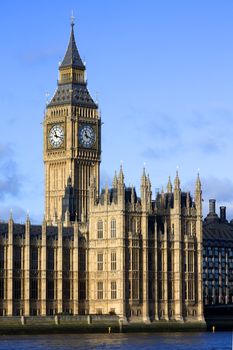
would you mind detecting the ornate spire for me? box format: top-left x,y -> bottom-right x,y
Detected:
195,172 -> 201,192
112,171 -> 118,188
167,176 -> 172,193
141,167 -> 147,187
60,17 -> 85,70
174,170 -> 180,189
118,164 -> 124,184
26,209 -> 30,223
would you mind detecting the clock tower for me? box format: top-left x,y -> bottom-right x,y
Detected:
44,21 -> 101,223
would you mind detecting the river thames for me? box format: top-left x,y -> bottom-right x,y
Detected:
0,332 -> 231,350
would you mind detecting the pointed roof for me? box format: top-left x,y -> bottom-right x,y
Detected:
118,164 -> 124,184
60,23 -> 85,70
174,170 -> 180,189
195,172 -> 202,192
112,171 -> 118,188
48,21 -> 97,109
167,176 -> 172,193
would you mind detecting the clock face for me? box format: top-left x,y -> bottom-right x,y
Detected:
79,124 -> 95,148
49,124 -> 64,148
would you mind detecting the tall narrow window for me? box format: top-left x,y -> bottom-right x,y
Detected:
47,280 -> 54,300
13,246 -> 21,269
188,251 -> 194,272
79,281 -> 86,300
97,253 -> 103,271
132,279 -> 139,299
0,279 -> 4,299
132,248 -> 138,271
31,247 -> 38,270
97,220 -> 103,239
30,279 -> 38,300
13,279 -> 21,299
63,248 -> 70,271
111,219 -> 116,238
0,246 -> 4,269
63,279 -> 70,300
111,281 -> 117,299
111,251 -> 117,271
79,249 -> 86,272
97,281 -> 103,299
47,248 -> 54,270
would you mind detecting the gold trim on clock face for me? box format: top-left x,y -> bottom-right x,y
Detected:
49,124 -> 64,148
79,124 -> 96,148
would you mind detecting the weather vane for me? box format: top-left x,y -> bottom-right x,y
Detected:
71,10 -> 75,27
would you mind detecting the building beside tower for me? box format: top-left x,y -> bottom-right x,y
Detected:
203,200 -> 233,305
0,22 -> 204,323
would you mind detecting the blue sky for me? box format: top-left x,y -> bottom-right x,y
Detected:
1,0 -> 233,223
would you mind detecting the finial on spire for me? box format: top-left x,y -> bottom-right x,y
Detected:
70,10 -> 75,27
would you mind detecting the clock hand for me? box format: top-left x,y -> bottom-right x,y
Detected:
84,131 -> 90,139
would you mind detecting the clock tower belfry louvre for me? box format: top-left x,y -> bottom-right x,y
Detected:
44,21 -> 101,223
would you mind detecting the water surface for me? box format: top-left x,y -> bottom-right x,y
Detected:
0,332 -> 231,350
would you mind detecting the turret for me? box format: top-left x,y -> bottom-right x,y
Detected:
112,171 -> 118,189
25,211 -> 30,240
147,174 -> 152,206
8,209 -> 13,232
117,165 -> 125,206
174,170 -> 180,190
167,176 -> 172,193
195,173 -> 202,214
104,183 -> 110,204
174,170 -> 181,210
118,164 -> 124,185
140,168 -> 151,211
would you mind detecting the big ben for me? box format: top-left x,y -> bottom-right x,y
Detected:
44,20 -> 101,223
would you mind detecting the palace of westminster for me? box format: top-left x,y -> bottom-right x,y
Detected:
0,21 -> 232,322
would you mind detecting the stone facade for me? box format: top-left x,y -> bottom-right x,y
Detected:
0,21 -> 204,322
